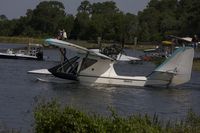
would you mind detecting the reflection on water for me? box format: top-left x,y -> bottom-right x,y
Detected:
0,43 -> 200,132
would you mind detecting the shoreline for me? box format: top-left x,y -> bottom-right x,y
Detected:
0,36 -> 44,44
0,36 -> 155,49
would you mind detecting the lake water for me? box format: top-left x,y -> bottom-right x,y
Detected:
0,43 -> 200,132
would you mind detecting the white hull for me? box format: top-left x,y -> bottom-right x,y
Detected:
0,52 -> 38,59
28,69 -> 75,84
0,44 -> 43,60
37,75 -> 75,84
28,69 -> 147,86
34,73 -> 179,87
78,75 -> 146,86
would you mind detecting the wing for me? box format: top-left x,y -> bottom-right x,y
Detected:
45,38 -> 114,60
168,35 -> 192,42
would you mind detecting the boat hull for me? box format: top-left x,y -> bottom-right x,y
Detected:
78,75 -> 146,86
36,75 -> 75,83
0,53 -> 43,60
28,68 -> 174,87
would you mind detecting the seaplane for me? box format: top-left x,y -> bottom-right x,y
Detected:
28,38 -> 194,87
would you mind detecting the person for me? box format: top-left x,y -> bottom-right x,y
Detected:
57,29 -> 63,40
59,48 -> 67,62
62,29 -> 67,40
192,34 -> 199,48
36,47 -> 43,60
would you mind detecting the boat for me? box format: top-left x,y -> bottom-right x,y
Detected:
0,43 -> 43,60
28,38 -> 194,87
142,35 -> 192,61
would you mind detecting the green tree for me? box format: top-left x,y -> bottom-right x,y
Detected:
160,12 -> 179,35
138,0 -> 179,41
138,7 -> 161,41
77,0 -> 91,14
58,15 -> 74,38
71,1 -> 91,39
91,1 -> 119,14
89,13 -> 105,39
123,13 -> 138,43
179,0 -> 200,35
72,12 -> 90,39
89,1 -> 120,41
29,1 -> 66,36
0,19 -> 17,36
0,14 -> 7,21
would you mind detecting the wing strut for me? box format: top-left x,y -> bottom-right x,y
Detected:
77,51 -> 89,74
59,48 -> 77,74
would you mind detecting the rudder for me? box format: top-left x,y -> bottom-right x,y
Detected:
146,47 -> 194,87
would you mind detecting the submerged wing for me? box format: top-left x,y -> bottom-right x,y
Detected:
45,38 -> 114,60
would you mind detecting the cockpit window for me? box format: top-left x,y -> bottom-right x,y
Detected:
80,58 -> 97,71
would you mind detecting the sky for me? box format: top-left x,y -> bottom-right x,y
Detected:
0,0 -> 150,19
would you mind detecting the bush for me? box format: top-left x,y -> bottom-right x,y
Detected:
34,101 -> 200,133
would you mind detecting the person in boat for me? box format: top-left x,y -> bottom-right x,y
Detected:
62,29 -> 67,40
36,47 -> 43,60
57,29 -> 63,40
192,34 -> 199,49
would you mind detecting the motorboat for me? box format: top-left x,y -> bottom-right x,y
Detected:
0,43 -> 43,60
28,38 -> 194,87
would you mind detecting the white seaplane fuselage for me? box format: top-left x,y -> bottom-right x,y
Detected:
78,59 -> 146,86
29,58 -> 147,86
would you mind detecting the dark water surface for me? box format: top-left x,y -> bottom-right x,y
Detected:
0,43 -> 200,132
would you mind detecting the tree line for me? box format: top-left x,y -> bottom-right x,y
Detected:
0,0 -> 200,43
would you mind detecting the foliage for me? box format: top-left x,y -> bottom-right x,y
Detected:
34,101 -> 200,133
138,0 -> 180,41
77,0 -> 91,14
34,101 -> 163,133
0,14 -> 7,20
1,0 -> 200,42
28,1 -> 66,37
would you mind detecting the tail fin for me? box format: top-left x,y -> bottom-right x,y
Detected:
146,47 -> 194,87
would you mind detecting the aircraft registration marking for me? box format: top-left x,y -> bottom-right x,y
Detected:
123,79 -> 133,83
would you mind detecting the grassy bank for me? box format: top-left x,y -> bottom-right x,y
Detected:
34,101 -> 200,133
0,36 -> 44,44
0,36 -> 101,48
0,36 -> 155,50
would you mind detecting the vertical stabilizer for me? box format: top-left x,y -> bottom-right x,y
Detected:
146,47 -> 194,87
